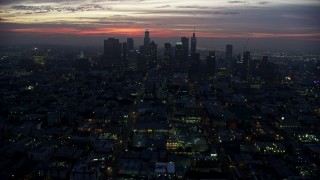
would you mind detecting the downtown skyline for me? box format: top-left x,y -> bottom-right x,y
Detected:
0,0 -> 320,51
0,2 -> 320,180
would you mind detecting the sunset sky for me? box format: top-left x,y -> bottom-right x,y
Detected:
1,0 -> 319,50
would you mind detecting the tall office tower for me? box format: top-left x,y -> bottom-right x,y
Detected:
127,38 -> 134,51
149,41 -> 158,68
126,38 -> 135,60
191,53 -> 200,62
138,45 -> 147,71
206,51 -> 216,77
164,43 -> 172,66
175,42 -> 183,68
242,51 -> 251,81
181,37 -> 189,61
122,42 -> 128,69
104,38 -> 121,67
191,27 -> 197,54
144,30 -> 150,57
226,44 -> 233,76
139,45 -> 145,56
189,52 -> 201,81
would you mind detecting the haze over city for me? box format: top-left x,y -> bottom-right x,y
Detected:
0,0 -> 319,51
1,0 -> 320,180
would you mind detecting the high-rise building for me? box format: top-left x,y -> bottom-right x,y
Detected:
144,30 -> 150,57
138,45 -> 147,71
122,42 -> 128,69
226,44 -> 233,75
175,42 -> 183,67
164,43 -> 172,66
189,52 -> 201,81
206,51 -> 216,77
181,37 -> 189,61
127,38 -> 134,51
191,27 -> 197,55
149,41 -> 158,68
139,45 -> 145,55
243,51 -> 250,66
260,55 -> 269,81
104,38 -> 121,67
242,51 -> 251,81
127,38 -> 135,60
191,53 -> 200,62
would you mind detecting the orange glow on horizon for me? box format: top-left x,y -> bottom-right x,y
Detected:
8,27 -> 179,37
6,27 -> 320,40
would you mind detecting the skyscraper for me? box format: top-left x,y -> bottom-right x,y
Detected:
191,27 -> 197,55
127,38 -> 135,60
242,51 -> 251,81
149,41 -> 158,68
243,51 -> 250,66
181,37 -> 189,61
226,44 -> 233,76
260,55 -> 273,82
138,45 -> 147,71
206,51 -> 216,77
164,43 -> 172,66
175,42 -> 183,68
127,38 -> 134,51
122,42 -> 128,69
104,38 -> 121,67
144,30 -> 150,58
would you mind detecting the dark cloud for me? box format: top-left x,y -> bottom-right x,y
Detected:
228,1 -> 244,4
0,0 -> 63,5
176,5 -> 210,10
157,5 -> 170,8
214,11 -> 240,15
12,5 -> 52,11
131,9 -> 240,16
110,15 -> 128,18
93,21 -> 136,25
258,2 -> 270,5
1,0 -> 135,5
11,4 -> 112,14
0,0 -> 22,5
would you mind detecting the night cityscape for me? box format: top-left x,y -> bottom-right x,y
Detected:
1,0 -> 320,180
